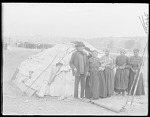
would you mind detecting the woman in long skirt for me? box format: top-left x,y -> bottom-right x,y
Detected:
85,53 -> 92,98
128,49 -> 145,95
100,49 -> 115,97
114,49 -> 130,95
85,75 -> 92,99
88,50 -> 101,99
98,66 -> 107,98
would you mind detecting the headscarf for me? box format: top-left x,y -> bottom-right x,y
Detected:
75,42 -> 85,48
133,49 -> 139,53
104,48 -> 110,52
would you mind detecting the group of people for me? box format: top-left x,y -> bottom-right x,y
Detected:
69,42 -> 145,100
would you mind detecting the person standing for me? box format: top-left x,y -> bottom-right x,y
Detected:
114,49 -> 130,95
88,50 -> 101,99
98,59 -> 107,98
69,42 -> 89,99
128,49 -> 145,95
85,52 -> 92,99
100,49 -> 115,97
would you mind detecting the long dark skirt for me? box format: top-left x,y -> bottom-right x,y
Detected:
90,68 -> 100,99
104,68 -> 114,96
128,69 -> 145,95
114,68 -> 129,93
85,76 -> 92,99
99,71 -> 107,98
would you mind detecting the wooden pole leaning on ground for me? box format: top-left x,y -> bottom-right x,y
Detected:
38,45 -> 76,97
54,49 -> 76,78
122,44 -> 147,108
11,68 -> 19,82
78,52 -> 121,113
90,101 -> 121,113
36,45 -> 74,97
122,13 -> 148,110
129,14 -> 148,106
47,47 -> 75,86
23,54 -> 58,95
27,46 -> 73,96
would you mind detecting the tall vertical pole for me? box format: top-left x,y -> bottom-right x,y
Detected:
129,14 -> 148,106
122,13 -> 148,110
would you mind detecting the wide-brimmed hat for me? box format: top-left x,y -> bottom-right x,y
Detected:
85,46 -> 92,52
75,42 -> 85,48
133,49 -> 139,53
104,48 -> 110,52
92,50 -> 98,53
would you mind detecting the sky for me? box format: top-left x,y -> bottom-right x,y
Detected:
2,3 -> 149,39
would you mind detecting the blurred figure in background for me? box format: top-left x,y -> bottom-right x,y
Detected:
114,49 -> 130,95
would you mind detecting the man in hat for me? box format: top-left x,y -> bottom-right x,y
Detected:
128,49 -> 145,95
114,49 -> 130,95
69,42 -> 89,99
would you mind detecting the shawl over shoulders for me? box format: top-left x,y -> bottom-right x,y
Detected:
89,57 -> 100,62
116,55 -> 129,66
129,56 -> 142,65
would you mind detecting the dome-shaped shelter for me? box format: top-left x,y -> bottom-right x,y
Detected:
12,41 -> 103,98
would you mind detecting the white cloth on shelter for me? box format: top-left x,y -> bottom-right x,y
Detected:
13,42 -> 102,98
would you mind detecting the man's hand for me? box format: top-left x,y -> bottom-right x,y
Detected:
74,67 -> 77,74
85,72 -> 90,77
131,67 -> 138,73
56,62 -> 63,66
125,65 -> 131,69
87,72 -> 90,76
99,67 -> 105,71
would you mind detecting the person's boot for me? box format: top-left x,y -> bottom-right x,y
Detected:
118,90 -> 121,95
122,91 -> 125,96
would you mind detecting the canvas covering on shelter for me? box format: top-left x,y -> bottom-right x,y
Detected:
12,41 -> 103,98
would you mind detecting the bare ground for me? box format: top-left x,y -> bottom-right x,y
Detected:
2,47 -> 148,115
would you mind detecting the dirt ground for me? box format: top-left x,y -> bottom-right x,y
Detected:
2,47 -> 148,115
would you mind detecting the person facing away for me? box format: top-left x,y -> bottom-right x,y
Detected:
114,49 -> 130,95
100,49 -> 115,97
69,42 -> 89,99
128,49 -> 145,95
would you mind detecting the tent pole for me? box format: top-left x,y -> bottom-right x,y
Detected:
122,14 -> 148,110
130,41 -> 148,106
23,54 -> 58,94
48,47 -> 75,85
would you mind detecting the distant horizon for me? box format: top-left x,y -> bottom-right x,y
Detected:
3,34 -> 147,44
3,34 -> 147,38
